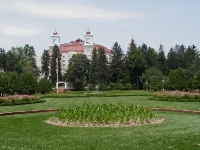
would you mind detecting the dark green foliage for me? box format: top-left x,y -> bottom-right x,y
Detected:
41,50 -> 50,78
0,48 -> 6,70
38,78 -> 52,94
193,70 -> 200,90
5,45 -> 38,75
65,53 -> 90,90
140,67 -> 164,91
89,48 -> 98,86
96,47 -> 109,85
110,42 -> 124,83
18,73 -> 38,95
157,44 -> 166,74
166,68 -> 187,90
6,72 -> 19,95
126,40 -> 147,89
5,50 -> 17,72
50,45 -> 62,85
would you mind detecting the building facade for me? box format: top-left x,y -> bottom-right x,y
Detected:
49,29 -> 111,74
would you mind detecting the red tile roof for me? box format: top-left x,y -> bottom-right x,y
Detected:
60,39 -> 111,54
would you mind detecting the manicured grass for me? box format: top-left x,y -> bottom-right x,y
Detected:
0,111 -> 200,149
1,96 -> 200,113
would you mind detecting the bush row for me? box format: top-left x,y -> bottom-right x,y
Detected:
0,95 -> 46,106
150,91 -> 200,102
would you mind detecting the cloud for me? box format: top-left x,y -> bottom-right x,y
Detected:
0,0 -> 139,21
0,24 -> 42,36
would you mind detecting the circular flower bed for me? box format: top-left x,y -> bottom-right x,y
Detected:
46,103 -> 164,127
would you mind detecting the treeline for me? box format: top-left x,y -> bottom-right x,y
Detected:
0,72 -> 52,95
60,41 -> 199,91
1,40 -> 199,93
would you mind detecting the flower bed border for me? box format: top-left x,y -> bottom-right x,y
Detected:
0,108 -> 200,116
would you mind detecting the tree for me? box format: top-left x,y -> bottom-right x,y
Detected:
38,78 -> 52,94
110,42 -> 124,83
165,47 -> 179,74
5,45 -> 38,75
65,53 -> 90,90
96,47 -> 109,85
193,70 -> 200,91
5,50 -> 17,72
6,72 -> 19,95
117,57 -> 131,85
41,50 -> 50,78
89,48 -> 98,86
139,44 -> 159,69
140,67 -> 163,91
166,68 -> 187,91
50,45 -> 62,85
126,40 -> 147,89
18,73 -> 38,95
0,48 -> 6,70
157,44 -> 166,74
0,73 -> 7,96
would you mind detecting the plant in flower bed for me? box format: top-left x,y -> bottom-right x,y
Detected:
47,103 -> 162,127
150,91 -> 200,102
0,95 -> 45,106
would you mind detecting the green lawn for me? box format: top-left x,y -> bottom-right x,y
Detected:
0,95 -> 200,149
0,111 -> 200,150
1,96 -> 200,113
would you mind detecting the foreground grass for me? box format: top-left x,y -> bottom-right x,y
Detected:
0,111 -> 200,150
1,96 -> 200,113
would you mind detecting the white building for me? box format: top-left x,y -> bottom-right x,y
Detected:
49,29 -> 111,74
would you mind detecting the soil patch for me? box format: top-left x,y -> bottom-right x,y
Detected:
45,118 -> 164,128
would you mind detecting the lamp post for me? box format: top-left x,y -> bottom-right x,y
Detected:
56,57 -> 58,93
162,79 -> 164,91
146,81 -> 148,91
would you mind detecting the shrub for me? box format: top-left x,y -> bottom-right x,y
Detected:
38,78 -> 52,94
0,95 -> 45,106
150,91 -> 200,102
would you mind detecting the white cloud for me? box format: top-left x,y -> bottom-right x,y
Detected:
0,24 -> 42,36
0,0 -> 139,21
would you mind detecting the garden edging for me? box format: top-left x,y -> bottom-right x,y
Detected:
0,108 -> 200,116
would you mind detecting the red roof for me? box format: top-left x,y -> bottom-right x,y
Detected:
94,44 -> 111,54
60,39 -> 111,54
86,31 -> 91,34
53,32 -> 58,35
61,39 -> 84,53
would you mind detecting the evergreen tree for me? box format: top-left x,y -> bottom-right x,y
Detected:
193,70 -> 200,91
117,57 -> 131,85
96,47 -> 109,85
5,50 -> 17,72
65,53 -> 90,90
157,44 -> 166,75
165,47 -> 179,74
110,42 -> 124,83
140,67 -> 163,91
38,78 -> 52,94
6,72 -> 19,95
0,48 -> 6,70
50,45 -> 62,85
166,68 -> 187,91
89,48 -> 98,86
126,40 -> 147,89
18,73 -> 38,94
41,49 -> 50,78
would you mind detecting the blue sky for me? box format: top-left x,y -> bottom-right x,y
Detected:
0,0 -> 200,55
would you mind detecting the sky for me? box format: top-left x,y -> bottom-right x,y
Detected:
0,0 -> 200,56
